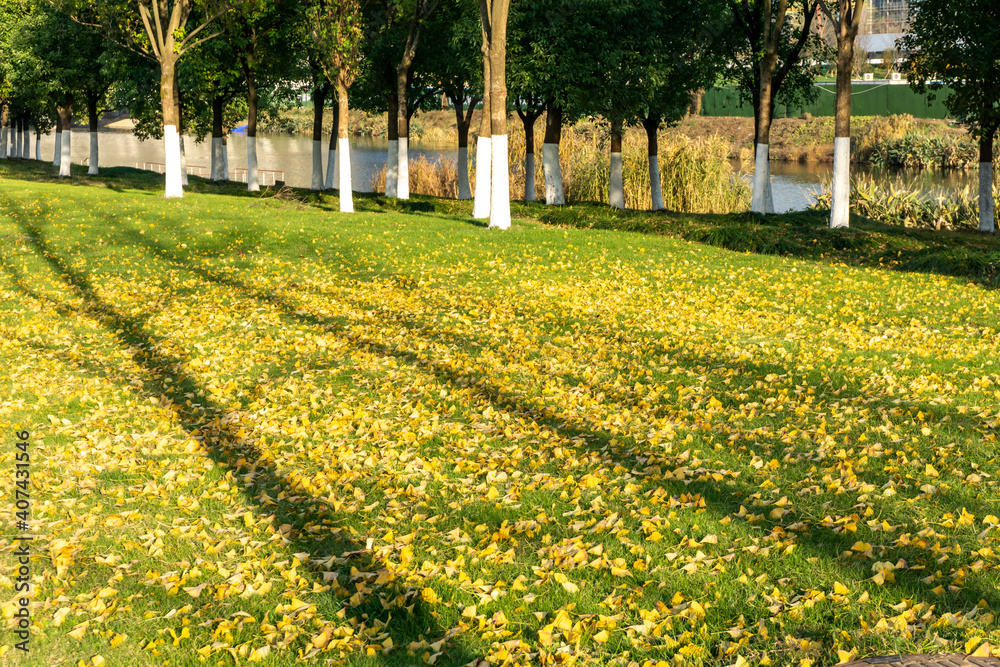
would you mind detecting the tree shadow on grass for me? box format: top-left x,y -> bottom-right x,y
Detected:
0,199 -> 479,667
110,224 -> 1000,638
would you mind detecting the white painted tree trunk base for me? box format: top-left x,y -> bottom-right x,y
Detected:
649,154 -> 664,211
751,143 -> 775,214
164,125 -> 183,198
211,137 -> 223,180
333,148 -> 340,192
0,125 -> 7,159
247,136 -> 259,191
472,136 -> 492,218
980,162 -> 995,233
525,153 -> 536,202
457,146 -> 471,199
609,152 -> 624,209
398,137 -> 410,199
830,137 -> 851,228
489,134 -> 511,229
542,143 -> 565,205
22,127 -> 30,158
35,135 -> 40,161
338,138 -> 353,213
53,132 -> 61,166
311,140 -> 323,190
59,130 -> 72,177
386,139 -> 399,197
324,149 -> 337,190
88,131 -> 99,175
179,137 -> 189,185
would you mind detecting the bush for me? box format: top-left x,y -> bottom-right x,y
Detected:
868,135 -> 978,170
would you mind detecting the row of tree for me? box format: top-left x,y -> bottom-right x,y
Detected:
0,0 -> 998,232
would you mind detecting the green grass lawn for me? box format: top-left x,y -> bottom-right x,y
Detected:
1,161 -> 1000,667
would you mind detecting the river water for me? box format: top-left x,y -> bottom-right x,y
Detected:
34,128 -> 977,212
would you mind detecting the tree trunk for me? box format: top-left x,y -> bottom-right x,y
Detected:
609,116 -> 624,209
542,102 -> 564,205
58,104 -> 73,178
751,61 -> 775,214
0,106 -> 7,160
34,128 -> 40,161
87,93 -> 100,175
688,89 -> 704,117
522,112 -> 536,201
980,131 -> 996,233
53,114 -> 61,166
325,101 -> 340,190
179,134 -> 188,185
454,96 -> 473,200
488,0 -> 511,229
247,76 -> 259,191
160,56 -> 183,198
14,116 -> 21,159
221,133 -> 228,179
178,101 -> 188,186
751,0 -> 787,215
396,66 -> 411,199
830,36 -> 854,228
643,114 -> 663,211
311,84 -> 328,190
337,76 -> 353,213
21,117 -> 30,159
211,95 -> 227,181
473,21 -> 492,219
386,86 -> 399,197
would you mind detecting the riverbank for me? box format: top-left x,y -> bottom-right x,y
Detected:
3,159 -> 997,285
261,108 -> 968,164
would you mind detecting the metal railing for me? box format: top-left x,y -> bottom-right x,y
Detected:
229,168 -> 285,186
134,162 -> 285,186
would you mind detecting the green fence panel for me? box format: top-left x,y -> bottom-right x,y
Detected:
809,85 -> 838,116
703,86 -> 754,117
852,85 -> 888,116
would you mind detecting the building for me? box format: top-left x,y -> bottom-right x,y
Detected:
859,0 -> 910,63
864,0 -> 910,35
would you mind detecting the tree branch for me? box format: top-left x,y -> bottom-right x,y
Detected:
177,8 -> 229,53
177,30 -> 223,56
138,2 -> 164,59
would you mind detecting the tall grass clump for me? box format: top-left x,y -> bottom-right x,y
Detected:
660,137 -> 751,213
812,173 -> 996,230
370,155 -> 457,198
852,114 -> 916,159
554,132 -> 749,213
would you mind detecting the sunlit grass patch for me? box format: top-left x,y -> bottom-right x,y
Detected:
0,165 -> 999,666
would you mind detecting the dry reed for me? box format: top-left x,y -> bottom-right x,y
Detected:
371,123 -> 750,214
